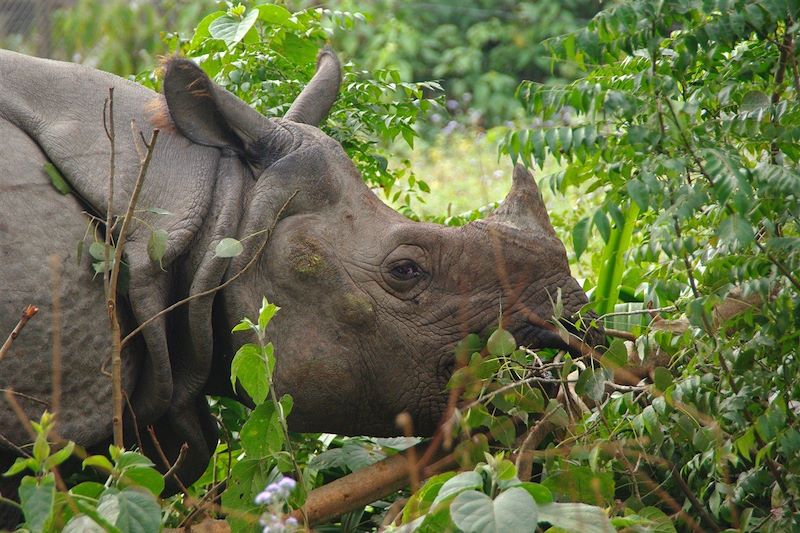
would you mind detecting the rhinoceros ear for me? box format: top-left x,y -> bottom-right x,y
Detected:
162,58 -> 291,164
489,164 -> 558,238
284,47 -> 342,126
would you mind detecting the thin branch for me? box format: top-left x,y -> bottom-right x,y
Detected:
0,305 -> 39,361
48,255 -> 63,433
121,190 -> 299,349
162,443 -> 189,481
671,465 -> 722,532
108,124 -> 160,448
147,425 -> 189,495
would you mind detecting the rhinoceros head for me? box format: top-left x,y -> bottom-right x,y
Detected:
157,51 -> 600,437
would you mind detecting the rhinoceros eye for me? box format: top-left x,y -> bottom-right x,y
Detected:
389,260 -> 424,281
381,244 -> 431,299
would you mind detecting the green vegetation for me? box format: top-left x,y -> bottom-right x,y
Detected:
3,0 -> 800,531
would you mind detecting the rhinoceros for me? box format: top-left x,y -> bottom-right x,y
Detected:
0,48 -> 599,497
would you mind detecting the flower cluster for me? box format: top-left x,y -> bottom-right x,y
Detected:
255,476 -> 298,533
255,476 -> 296,505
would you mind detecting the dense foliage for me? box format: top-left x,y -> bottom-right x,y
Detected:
327,0 -> 601,126
497,0 -> 800,530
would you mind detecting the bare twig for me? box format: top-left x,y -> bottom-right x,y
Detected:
107,122 -> 160,447
162,443 -> 189,481
147,425 -> 190,495
3,389 -> 35,440
121,190 -> 299,349
48,256 -> 62,433
0,305 -> 39,361
514,414 -> 555,481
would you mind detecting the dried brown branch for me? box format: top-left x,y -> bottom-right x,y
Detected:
0,305 -> 39,361
293,441 -> 455,527
162,443 -> 189,481
107,120 -> 160,447
147,425 -> 189,495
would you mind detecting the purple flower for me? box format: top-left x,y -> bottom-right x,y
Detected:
446,99 -> 459,112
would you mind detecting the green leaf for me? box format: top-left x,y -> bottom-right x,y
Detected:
19,474 -> 55,533
147,229 -> 168,267
538,502 -> 615,533
222,459 -> 272,532
487,327 -> 516,357
214,237 -> 244,258
44,162 -> 71,194
516,482 -> 553,504
572,217 -> 592,259
593,204 -> 639,317
450,487 -> 538,533
209,9 -> 259,46
255,4 -> 295,26
114,488 -> 161,533
575,368 -> 608,402
83,454 -> 114,473
190,11 -> 225,48
45,441 -> 75,469
740,90 -> 770,113
4,457 -> 36,477
652,367 -> 673,392
230,343 -> 268,404
258,298 -> 280,331
119,467 -> 164,496
432,471 -> 483,506
240,396 -> 293,458
717,214 -> 754,249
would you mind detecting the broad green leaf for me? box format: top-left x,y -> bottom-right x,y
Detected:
256,4 -> 297,27
717,214 -> 754,249
119,467 -> 164,496
538,502 -> 615,533
222,458 -> 272,532
517,482 -> 553,504
209,9 -> 259,46
114,488 -> 161,533
240,396 -> 293,458
432,471 -> 483,506
190,11 -> 225,48
230,343 -> 268,404
215,237 -> 244,258
147,229 -> 168,267
652,367 -> 673,392
450,487 -> 538,533
44,162 -> 71,194
487,327 -> 516,356
114,452 -> 154,472
19,474 -> 55,533
83,455 -> 114,473
402,472 -> 457,522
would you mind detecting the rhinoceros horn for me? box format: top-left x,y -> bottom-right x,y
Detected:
489,163 -> 558,240
285,47 -> 342,126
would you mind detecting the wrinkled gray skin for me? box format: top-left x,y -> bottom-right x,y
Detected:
0,48 -> 600,495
